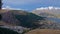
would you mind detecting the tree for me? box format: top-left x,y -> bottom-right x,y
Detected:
0,0 -> 2,9
0,14 -> 2,20
0,27 -> 19,34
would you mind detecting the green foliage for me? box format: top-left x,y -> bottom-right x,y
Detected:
0,0 -> 2,9
0,14 -> 2,20
0,27 -> 19,34
15,13 -> 45,28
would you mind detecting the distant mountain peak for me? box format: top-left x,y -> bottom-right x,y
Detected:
2,6 -> 24,10
32,6 -> 60,18
2,8 -> 22,10
36,6 -> 60,10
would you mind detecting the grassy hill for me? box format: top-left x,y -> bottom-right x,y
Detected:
1,10 -> 60,34
25,29 -> 60,34
0,10 -> 60,29
0,10 -> 45,29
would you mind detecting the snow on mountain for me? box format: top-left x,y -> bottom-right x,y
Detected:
36,6 -> 60,10
32,6 -> 60,23
32,6 -> 60,15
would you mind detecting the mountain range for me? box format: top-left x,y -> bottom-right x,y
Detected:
32,7 -> 60,23
0,8 -> 60,34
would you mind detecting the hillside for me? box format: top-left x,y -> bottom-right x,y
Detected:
0,10 -> 45,28
32,7 -> 60,18
0,9 -> 60,34
25,29 -> 60,34
0,27 -> 19,34
0,10 -> 60,29
32,7 -> 60,23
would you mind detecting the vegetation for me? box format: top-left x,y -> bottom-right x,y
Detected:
1,10 -> 60,34
0,14 -> 2,20
0,27 -> 19,34
0,0 -> 2,9
15,13 -> 45,29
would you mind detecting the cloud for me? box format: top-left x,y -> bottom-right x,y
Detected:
2,6 -> 27,10
2,0 -> 60,11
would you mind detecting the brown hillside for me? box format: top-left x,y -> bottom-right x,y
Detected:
0,10 -> 9,13
25,29 -> 60,34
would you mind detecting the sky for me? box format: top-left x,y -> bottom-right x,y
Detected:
2,0 -> 60,11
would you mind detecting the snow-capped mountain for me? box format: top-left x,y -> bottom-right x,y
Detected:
32,6 -> 60,23
32,6 -> 60,18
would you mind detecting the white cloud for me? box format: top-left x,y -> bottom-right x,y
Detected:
2,6 -> 26,10
2,0 -> 60,11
